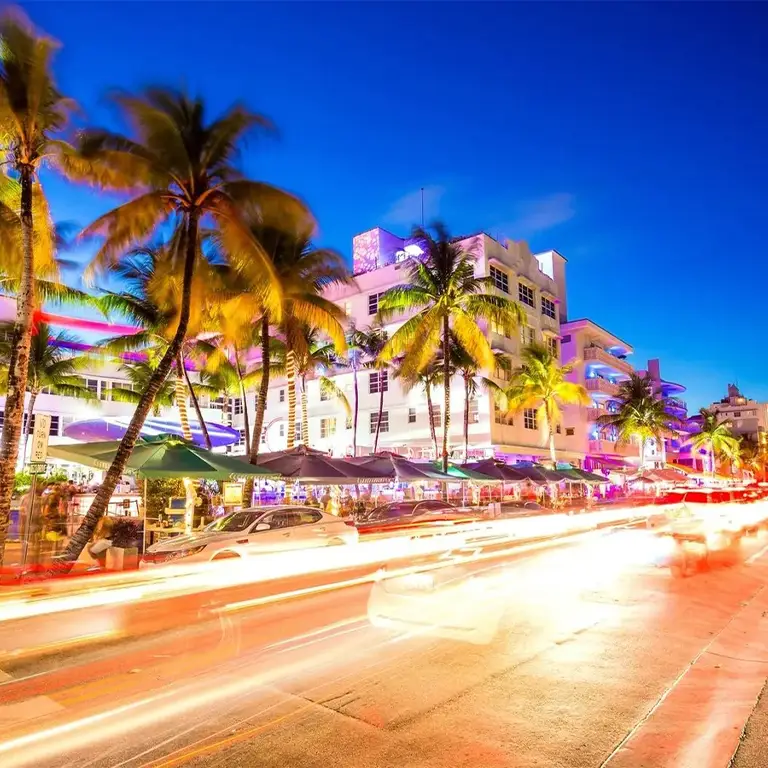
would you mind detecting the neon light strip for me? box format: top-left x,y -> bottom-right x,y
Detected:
38,311 -> 140,336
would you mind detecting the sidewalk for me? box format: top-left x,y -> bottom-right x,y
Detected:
603,550 -> 768,768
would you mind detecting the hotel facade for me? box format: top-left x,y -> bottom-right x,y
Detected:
0,226 -> 686,472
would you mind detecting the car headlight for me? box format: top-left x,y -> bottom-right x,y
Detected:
169,545 -> 207,559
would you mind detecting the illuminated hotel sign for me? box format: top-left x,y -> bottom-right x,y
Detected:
395,244 -> 424,262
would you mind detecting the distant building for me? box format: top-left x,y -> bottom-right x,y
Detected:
708,384 -> 768,445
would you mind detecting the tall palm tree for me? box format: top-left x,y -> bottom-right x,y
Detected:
0,10 -> 76,561
598,395 -> 678,469
738,438 -> 768,482
294,327 -> 350,447
0,321 -> 94,459
506,342 -> 589,466
348,325 -> 388,453
450,341 -> 510,463
378,223 -> 523,472
55,89 -> 305,567
394,357 -> 443,460
110,359 -> 176,417
240,228 -> 347,454
689,408 -> 741,476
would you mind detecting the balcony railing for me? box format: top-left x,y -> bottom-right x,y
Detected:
583,346 -> 633,374
585,378 -> 620,396
588,439 -> 639,457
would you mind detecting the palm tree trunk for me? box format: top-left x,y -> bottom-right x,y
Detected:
0,164 -> 36,565
352,363 -> 359,458
425,382 -> 438,459
249,313 -> 270,464
56,212 -> 200,571
233,342 -> 250,451
463,374 -> 470,463
373,371 -> 385,453
547,403 -> 557,467
174,355 -> 193,442
181,356 -> 211,450
286,350 -> 297,450
21,391 -> 38,464
442,317 -> 451,473
301,375 -> 309,447
639,437 -> 646,470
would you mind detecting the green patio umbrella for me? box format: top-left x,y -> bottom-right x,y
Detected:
428,461 -> 500,482
48,436 -> 278,479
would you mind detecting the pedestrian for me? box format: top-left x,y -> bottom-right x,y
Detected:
320,487 -> 331,511
87,517 -> 115,568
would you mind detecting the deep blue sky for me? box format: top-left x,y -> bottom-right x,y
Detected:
21,1 -> 768,410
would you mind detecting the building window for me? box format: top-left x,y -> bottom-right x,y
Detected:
561,334 -> 571,343
430,404 -> 442,429
368,292 -> 384,315
211,395 -> 225,411
490,320 -> 507,336
518,282 -> 535,308
345,415 -> 353,430
408,407 -> 417,424
566,427 -> 575,436
494,404 -> 513,426
370,411 -> 389,433
279,423 -> 285,438
495,363 -> 510,382
233,398 -> 244,415
84,378 -> 99,397
734,411 -> 741,417
294,423 -> 302,442
343,301 -> 352,317
98,381 -> 111,401
369,370 -> 388,394
556,424 -> 562,434
320,417 -> 336,439
541,296 -> 556,319
260,429 -> 266,444
320,387 -> 330,402
468,399 -> 479,424
279,389 -> 285,403
489,266 -> 509,294
49,415 -> 60,436
524,408 -> 537,430
546,337 -> 558,358
520,325 -> 536,346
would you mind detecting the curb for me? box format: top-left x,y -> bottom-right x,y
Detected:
602,567 -> 768,768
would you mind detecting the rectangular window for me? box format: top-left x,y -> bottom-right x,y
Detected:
98,380 -> 110,401
734,411 -> 741,417
524,408 -> 537,430
468,399 -> 479,424
527,326 -> 536,345
370,411 -> 389,433
518,282 -> 535,308
84,378 -> 99,397
566,427 -> 575,436
260,429 -> 266,444
494,404 -> 513,426
345,415 -> 353,430
279,389 -> 285,403
561,334 -> 571,343
320,386 -> 330,402
489,266 -> 509,294
520,325 -> 536,346
430,404 -> 442,429
320,417 -> 336,439
233,398 -> 244,415
490,320 -> 506,336
408,407 -> 417,424
49,415 -> 60,436
343,301 -> 352,317
294,423 -> 302,443
368,292 -> 384,315
495,363 -> 509,382
369,370 -> 389,394
556,424 -> 562,434
541,296 -> 556,319
279,423 -> 285,438
546,337 -> 558,358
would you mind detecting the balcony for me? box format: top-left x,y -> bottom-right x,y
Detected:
585,378 -> 620,397
589,439 -> 639,458
587,407 -> 615,422
541,313 -> 559,333
583,345 -> 633,375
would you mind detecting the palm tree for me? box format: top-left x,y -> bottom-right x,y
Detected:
506,342 -> 589,466
237,226 -> 348,461
0,10 -> 77,560
110,359 -> 176,417
738,438 -> 768,482
0,321 -> 94,459
347,325 -> 388,453
450,341 -> 510,463
294,327 -> 350,447
378,223 -> 523,472
689,408 -> 741,476
394,357 -> 443,460
55,88 -> 305,567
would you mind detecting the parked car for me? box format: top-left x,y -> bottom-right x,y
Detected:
354,500 -> 482,533
141,506 -> 358,566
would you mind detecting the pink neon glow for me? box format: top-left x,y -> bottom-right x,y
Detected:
38,312 -> 140,336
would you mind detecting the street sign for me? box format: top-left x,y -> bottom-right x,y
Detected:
30,413 -> 52,463
28,461 -> 47,475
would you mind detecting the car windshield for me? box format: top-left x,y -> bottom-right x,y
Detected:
207,510 -> 262,532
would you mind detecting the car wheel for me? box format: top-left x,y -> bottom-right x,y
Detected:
212,551 -> 240,561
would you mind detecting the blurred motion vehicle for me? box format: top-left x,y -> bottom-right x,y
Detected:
653,487 -> 768,577
355,500 -> 485,537
141,506 -> 358,566
367,548 -> 509,644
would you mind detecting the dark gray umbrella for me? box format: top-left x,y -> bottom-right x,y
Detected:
462,460 -> 527,483
352,453 -> 454,481
256,446 -> 391,484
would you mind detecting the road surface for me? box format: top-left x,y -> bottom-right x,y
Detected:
1,525 -> 767,768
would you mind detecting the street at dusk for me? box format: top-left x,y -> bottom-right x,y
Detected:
0,2 -> 767,767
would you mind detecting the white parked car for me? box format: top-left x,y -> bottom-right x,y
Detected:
141,506 -> 358,566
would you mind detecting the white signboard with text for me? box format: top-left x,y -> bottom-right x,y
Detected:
30,413 -> 52,464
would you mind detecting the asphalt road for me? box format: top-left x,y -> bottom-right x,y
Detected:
2,527 -> 767,768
